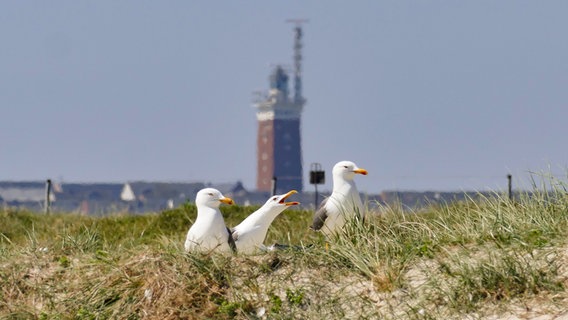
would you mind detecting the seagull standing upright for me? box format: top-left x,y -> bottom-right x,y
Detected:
310,161 -> 368,236
231,190 -> 299,254
184,188 -> 236,253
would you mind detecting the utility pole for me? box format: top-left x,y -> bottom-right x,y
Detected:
271,177 -> 277,196
45,179 -> 52,214
507,174 -> 513,200
310,163 -> 325,208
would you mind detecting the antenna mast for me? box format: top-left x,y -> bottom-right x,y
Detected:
286,19 -> 308,104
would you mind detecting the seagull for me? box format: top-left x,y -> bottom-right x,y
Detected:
184,188 -> 236,253
230,190 -> 299,254
310,161 -> 368,236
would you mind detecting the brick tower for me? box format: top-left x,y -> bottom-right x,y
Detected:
254,23 -> 306,193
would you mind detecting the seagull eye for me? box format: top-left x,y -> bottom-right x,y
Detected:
208,193 -> 214,196
272,197 -> 278,201
343,166 -> 349,169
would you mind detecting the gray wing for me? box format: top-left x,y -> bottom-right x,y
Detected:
229,227 -> 239,242
310,198 -> 329,231
227,227 -> 237,253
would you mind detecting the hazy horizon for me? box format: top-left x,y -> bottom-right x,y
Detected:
2,2 -> 567,194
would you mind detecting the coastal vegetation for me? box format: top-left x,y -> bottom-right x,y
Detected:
2,178 -> 568,319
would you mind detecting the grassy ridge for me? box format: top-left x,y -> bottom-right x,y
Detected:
1,185 -> 568,319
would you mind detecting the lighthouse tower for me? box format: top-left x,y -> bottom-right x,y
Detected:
255,23 -> 306,193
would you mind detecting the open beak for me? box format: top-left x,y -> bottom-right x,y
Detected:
279,190 -> 300,206
354,168 -> 368,175
220,197 -> 234,205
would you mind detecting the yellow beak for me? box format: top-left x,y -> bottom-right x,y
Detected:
280,190 -> 300,206
354,168 -> 368,175
220,197 -> 234,205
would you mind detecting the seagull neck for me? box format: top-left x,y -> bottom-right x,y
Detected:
333,179 -> 357,194
197,206 -> 221,219
251,206 -> 282,225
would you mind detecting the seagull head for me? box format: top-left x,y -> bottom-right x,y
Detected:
195,188 -> 234,208
333,161 -> 368,181
262,190 -> 300,211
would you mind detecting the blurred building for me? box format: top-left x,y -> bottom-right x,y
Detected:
254,23 -> 306,193
1,180 -> 502,215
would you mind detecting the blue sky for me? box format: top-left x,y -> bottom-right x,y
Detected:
1,1 -> 567,193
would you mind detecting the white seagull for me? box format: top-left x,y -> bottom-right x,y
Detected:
230,190 -> 299,254
310,161 -> 368,236
184,188 -> 236,253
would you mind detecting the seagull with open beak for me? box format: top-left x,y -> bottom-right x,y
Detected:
230,190 -> 299,254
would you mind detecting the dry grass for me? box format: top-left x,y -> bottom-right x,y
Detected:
2,179 -> 568,319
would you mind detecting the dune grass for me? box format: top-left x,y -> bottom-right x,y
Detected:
2,181 -> 568,319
